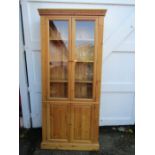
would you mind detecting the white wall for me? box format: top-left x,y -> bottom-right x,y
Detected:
20,0 -> 135,128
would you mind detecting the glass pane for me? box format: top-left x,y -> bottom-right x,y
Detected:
74,21 -> 95,99
50,62 -> 68,81
76,21 -> 94,40
49,21 -> 68,40
49,20 -> 69,98
75,21 -> 95,62
50,83 -> 68,98
75,83 -> 92,98
75,63 -> 93,81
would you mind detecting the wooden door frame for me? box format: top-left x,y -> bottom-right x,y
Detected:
42,16 -> 100,102
42,16 -> 72,101
71,16 -> 98,102
96,16 -> 104,102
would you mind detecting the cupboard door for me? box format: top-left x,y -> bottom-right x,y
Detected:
48,18 -> 71,99
71,104 -> 94,143
72,17 -> 98,100
47,103 -> 70,142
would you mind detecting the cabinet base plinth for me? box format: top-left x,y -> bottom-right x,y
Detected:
41,142 -> 99,151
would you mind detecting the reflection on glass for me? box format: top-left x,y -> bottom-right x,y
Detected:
50,62 -> 67,80
49,20 -> 68,62
75,21 -> 95,61
75,41 -> 94,61
75,83 -> 92,98
50,83 -> 68,98
75,63 -> 93,81
49,20 -> 69,98
49,21 -> 68,40
50,41 -> 68,62
74,21 -> 95,99
76,21 -> 94,40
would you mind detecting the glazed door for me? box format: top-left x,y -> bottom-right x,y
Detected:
46,17 -> 98,101
47,17 -> 72,100
71,17 -> 98,101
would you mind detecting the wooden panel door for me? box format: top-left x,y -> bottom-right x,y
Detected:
47,102 -> 70,142
71,103 -> 95,143
71,17 -> 98,101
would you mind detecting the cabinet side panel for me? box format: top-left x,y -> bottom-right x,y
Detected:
92,104 -> 99,143
41,17 -> 48,101
41,16 -> 48,141
96,16 -> 104,102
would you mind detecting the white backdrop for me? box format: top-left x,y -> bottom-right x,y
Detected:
20,0 -> 135,128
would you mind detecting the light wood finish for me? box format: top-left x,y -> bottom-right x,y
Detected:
71,103 -> 94,143
39,9 -> 106,150
41,142 -> 99,150
41,17 -> 48,142
96,16 -> 104,102
47,17 -> 72,100
71,16 -> 98,101
38,9 -> 106,16
47,102 -> 70,142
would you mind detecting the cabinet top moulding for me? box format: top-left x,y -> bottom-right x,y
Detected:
38,9 -> 107,16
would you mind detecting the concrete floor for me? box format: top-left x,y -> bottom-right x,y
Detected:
19,126 -> 135,155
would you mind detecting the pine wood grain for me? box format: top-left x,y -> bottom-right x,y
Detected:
39,9 -> 106,150
38,9 -> 107,16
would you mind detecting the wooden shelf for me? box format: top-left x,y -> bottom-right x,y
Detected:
50,80 -> 68,83
76,39 -> 94,41
76,61 -> 94,63
49,61 -> 93,63
49,61 -> 68,63
49,39 -> 93,41
49,38 -> 68,41
75,80 -> 93,83
50,80 -> 92,83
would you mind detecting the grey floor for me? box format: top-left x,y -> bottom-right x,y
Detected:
19,126 -> 135,155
